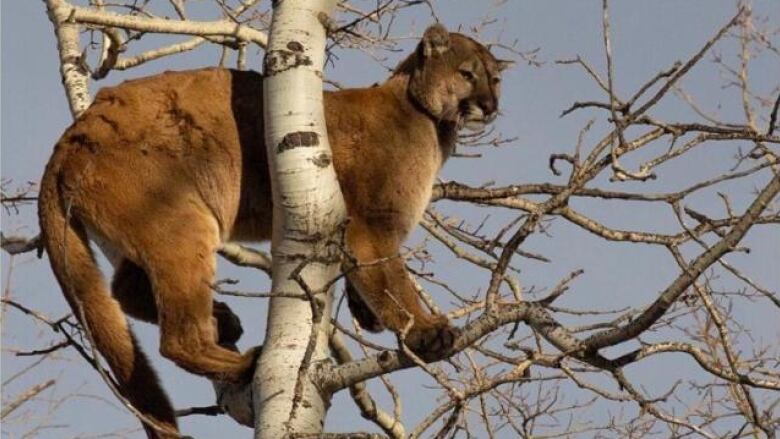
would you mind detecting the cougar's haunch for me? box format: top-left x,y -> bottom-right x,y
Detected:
38,24 -> 508,437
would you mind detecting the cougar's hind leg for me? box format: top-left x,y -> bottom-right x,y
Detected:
140,212 -> 256,383
345,221 -> 456,359
38,179 -> 178,438
111,260 -> 243,347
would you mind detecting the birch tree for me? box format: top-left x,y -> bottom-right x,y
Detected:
254,0 -> 345,436
2,1 -> 779,438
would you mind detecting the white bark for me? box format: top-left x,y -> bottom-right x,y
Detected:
67,3 -> 267,47
254,1 -> 344,438
45,0 -> 92,117
113,38 -> 207,72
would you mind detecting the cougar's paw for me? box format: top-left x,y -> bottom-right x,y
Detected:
214,301 -> 244,347
403,317 -> 457,362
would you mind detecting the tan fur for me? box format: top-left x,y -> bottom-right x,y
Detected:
38,25 -> 506,438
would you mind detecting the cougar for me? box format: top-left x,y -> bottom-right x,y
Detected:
38,24 -> 508,437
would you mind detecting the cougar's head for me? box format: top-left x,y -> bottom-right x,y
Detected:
396,24 -> 512,131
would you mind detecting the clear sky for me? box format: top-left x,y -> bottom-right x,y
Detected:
2,1 -> 778,438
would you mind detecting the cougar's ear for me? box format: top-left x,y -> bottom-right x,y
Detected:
421,24 -> 450,58
496,59 -> 515,71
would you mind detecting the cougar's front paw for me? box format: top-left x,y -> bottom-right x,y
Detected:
403,317 -> 457,362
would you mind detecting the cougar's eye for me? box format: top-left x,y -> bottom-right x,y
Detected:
459,69 -> 475,81
491,76 -> 501,85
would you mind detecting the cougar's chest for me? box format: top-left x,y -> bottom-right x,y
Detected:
322,85 -> 444,239
333,122 -> 442,239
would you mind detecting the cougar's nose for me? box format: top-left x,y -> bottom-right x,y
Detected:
478,98 -> 496,117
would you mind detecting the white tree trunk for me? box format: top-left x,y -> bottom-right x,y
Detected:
46,0 -> 92,117
254,1 -> 344,437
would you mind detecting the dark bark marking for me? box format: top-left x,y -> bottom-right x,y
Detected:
264,49 -> 313,76
310,152 -> 331,168
286,41 -> 304,52
277,131 -> 320,152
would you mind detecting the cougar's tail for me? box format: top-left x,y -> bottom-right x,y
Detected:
38,153 -> 178,439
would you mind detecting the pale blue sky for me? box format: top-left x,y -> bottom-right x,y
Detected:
2,1 -> 778,438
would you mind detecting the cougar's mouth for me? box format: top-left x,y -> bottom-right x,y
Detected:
459,102 -> 495,132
